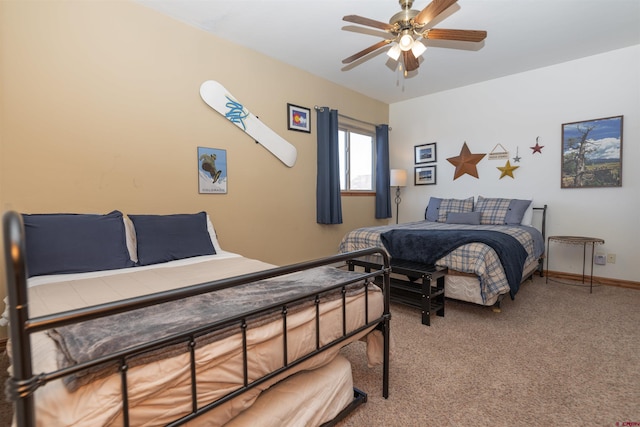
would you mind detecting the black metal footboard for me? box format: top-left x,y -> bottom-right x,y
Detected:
3,211 -> 391,427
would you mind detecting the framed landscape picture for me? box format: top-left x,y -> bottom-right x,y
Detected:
415,165 -> 436,185
415,142 -> 437,164
561,116 -> 623,188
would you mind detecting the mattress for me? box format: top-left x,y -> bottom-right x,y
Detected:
224,354 -> 355,427
445,259 -> 540,305
11,251 -> 384,426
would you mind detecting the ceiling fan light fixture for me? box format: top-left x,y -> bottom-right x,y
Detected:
398,32 -> 414,51
342,1 -> 487,75
387,44 -> 402,61
411,40 -> 427,58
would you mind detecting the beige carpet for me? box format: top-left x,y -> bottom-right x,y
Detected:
2,276 -> 639,426
337,277 -> 640,427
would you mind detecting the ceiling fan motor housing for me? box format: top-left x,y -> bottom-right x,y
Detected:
390,1 -> 419,31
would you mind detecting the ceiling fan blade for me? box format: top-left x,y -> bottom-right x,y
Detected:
426,29 -> 487,42
414,0 -> 458,27
402,50 -> 420,72
342,39 -> 393,64
343,15 -> 395,32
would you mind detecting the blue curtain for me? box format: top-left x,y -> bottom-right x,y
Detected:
316,107 -> 343,224
375,124 -> 392,219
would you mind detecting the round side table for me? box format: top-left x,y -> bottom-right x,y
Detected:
545,236 -> 604,293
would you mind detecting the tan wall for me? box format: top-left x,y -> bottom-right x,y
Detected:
0,1 -> 389,338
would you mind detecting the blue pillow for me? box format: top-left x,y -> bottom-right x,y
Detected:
425,197 -> 442,222
505,199 -> 532,225
23,211 -> 135,277
446,211 -> 481,225
436,197 -> 475,223
129,212 -> 215,266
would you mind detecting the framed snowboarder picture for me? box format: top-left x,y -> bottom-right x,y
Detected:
561,115 -> 623,188
287,103 -> 311,133
198,147 -> 227,194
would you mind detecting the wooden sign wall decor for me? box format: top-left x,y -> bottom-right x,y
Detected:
488,144 -> 509,160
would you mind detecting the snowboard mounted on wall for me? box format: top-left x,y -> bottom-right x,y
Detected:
199,80 -> 298,167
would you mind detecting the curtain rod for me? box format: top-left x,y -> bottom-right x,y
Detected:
313,105 -> 391,130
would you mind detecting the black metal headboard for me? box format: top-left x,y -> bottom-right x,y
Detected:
532,204 -> 547,243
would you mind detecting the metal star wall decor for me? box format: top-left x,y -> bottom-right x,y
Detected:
512,147 -> 521,163
530,136 -> 544,154
446,142 -> 486,180
497,160 -> 519,179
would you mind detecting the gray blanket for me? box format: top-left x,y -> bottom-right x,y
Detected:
48,266 -> 371,392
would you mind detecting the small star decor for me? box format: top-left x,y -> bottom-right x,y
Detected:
446,142 -> 486,180
512,147 -> 521,163
497,160 -> 519,179
530,136 -> 544,154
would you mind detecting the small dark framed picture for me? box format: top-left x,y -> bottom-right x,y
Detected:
415,142 -> 437,163
287,103 -> 311,133
415,165 -> 436,185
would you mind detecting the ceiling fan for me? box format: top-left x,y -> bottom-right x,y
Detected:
342,0 -> 487,75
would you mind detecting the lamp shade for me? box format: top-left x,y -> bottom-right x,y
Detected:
411,41 -> 427,58
390,169 -> 407,187
386,44 -> 402,61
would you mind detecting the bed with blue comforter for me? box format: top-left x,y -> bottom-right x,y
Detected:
339,197 -> 546,307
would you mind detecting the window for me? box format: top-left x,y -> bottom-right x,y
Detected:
338,127 -> 375,193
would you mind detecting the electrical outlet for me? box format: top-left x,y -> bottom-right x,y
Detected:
607,253 -> 616,264
594,254 -> 606,265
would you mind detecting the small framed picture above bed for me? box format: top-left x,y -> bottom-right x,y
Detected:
415,142 -> 437,164
415,165 -> 436,185
198,147 -> 227,194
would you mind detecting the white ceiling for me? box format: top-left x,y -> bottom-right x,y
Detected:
135,0 -> 640,104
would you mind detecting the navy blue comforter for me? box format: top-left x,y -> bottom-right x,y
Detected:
380,229 -> 529,298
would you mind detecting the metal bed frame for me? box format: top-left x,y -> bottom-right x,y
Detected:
532,205 -> 548,277
488,204 -> 548,312
3,211 -> 391,427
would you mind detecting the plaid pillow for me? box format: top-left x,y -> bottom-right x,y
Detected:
475,196 -> 512,225
436,197 -> 474,222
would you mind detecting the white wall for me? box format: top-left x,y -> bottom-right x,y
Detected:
389,45 -> 640,282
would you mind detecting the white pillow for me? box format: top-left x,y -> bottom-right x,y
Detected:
206,214 -> 223,253
521,201 -> 534,226
123,215 -> 138,263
